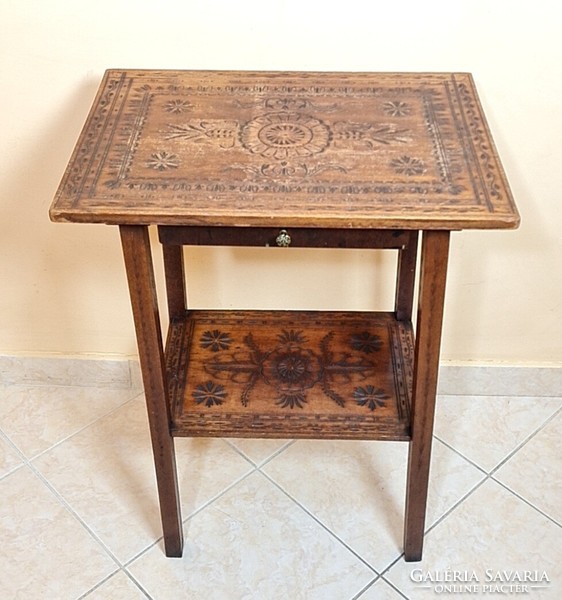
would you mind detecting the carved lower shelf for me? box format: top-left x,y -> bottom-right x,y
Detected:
165,310 -> 414,441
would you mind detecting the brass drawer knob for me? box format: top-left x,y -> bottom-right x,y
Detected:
276,229 -> 291,247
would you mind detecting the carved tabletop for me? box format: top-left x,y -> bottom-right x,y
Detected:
50,70 -> 519,230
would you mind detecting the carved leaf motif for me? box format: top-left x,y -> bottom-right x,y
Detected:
163,99 -> 193,114
196,327 -> 378,410
277,329 -> 307,344
276,392 -> 307,409
166,121 -> 237,148
350,332 -> 383,354
192,381 -> 227,407
390,156 -> 426,176
333,122 -> 411,147
353,385 -> 389,411
200,330 -> 232,352
146,151 -> 179,170
383,101 -> 411,117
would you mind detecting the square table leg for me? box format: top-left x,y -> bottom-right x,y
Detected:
395,231 -> 419,322
162,243 -> 187,320
403,230 -> 450,561
120,225 -> 184,557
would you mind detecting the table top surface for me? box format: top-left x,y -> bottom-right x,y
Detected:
50,70 -> 519,230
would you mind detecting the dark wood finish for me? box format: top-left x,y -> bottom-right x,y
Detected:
403,230 -> 450,561
165,310 -> 413,440
162,244 -> 187,319
395,231 -> 419,321
120,225 -> 184,557
50,70 -> 519,230
159,226 -> 410,249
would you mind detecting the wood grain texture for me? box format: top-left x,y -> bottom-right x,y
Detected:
403,230 -> 450,561
395,231 -> 419,321
162,243 -> 187,319
50,70 -> 519,230
120,225 -> 184,557
165,310 -> 413,440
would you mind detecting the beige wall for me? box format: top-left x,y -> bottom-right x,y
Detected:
1,1 -> 561,364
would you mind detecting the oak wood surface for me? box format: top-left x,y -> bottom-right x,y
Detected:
50,70 -> 519,230
120,225 -> 184,557
403,230 -> 450,561
395,231 -> 419,321
162,243 -> 187,320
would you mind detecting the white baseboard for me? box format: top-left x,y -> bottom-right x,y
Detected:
1,354 -> 560,398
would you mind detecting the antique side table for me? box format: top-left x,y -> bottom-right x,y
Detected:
50,70 -> 519,561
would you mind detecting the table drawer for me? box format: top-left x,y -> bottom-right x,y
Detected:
158,226 -> 411,249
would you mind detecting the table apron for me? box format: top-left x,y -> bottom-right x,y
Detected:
158,226 -> 412,249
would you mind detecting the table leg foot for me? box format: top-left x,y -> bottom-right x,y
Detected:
404,549 -> 423,562
120,225 -> 184,558
164,532 -> 184,558
403,230 -> 450,562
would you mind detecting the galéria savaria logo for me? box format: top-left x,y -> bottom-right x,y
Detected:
410,569 -> 550,595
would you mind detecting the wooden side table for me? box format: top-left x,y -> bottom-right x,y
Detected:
50,70 -> 519,561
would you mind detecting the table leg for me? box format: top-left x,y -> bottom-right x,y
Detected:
120,225 -> 184,557
403,230 -> 450,561
162,243 -> 187,320
395,231 -> 419,322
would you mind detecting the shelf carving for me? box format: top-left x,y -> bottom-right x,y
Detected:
165,310 -> 413,440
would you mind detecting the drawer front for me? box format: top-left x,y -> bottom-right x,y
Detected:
158,226 -> 412,249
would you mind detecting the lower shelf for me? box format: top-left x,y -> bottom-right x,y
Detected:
165,310 -> 414,441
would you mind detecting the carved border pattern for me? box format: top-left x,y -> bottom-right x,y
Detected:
67,73 -> 506,214
422,94 -> 463,194
389,321 -> 413,422
66,74 -> 131,201
165,315 -> 193,418
453,79 -> 503,209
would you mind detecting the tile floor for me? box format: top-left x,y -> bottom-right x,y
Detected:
0,382 -> 560,599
